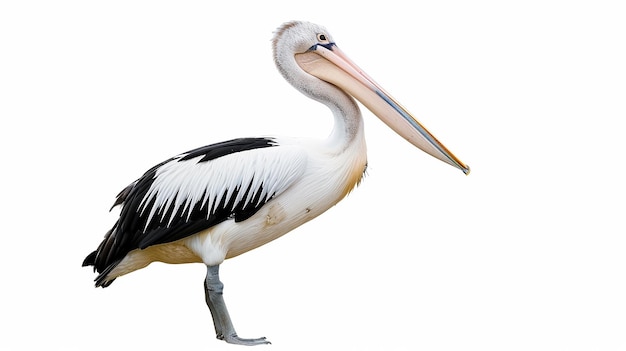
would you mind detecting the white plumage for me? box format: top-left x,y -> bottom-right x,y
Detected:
83,21 -> 468,345
139,140 -> 308,228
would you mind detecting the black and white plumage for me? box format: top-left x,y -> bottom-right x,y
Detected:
83,21 -> 469,345
84,137 -> 283,286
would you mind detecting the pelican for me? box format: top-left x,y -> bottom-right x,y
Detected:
83,21 -> 469,345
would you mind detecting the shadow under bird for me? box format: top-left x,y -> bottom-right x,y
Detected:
83,20 -> 469,345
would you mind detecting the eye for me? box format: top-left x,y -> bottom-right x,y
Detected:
317,33 -> 328,42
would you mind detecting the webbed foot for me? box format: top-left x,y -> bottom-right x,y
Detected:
219,333 -> 271,346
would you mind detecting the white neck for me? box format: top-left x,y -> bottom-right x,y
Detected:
321,86 -> 364,153
272,29 -> 365,154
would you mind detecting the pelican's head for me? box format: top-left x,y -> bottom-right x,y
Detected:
272,21 -> 469,175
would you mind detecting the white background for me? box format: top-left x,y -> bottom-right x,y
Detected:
1,1 -> 625,350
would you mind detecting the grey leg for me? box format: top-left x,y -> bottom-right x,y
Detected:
204,265 -> 271,345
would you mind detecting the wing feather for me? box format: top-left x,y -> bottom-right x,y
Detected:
84,137 -> 307,283
140,142 -> 307,237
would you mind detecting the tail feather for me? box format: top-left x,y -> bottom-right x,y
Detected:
93,260 -> 121,288
84,180 -> 137,288
82,251 -> 97,268
83,233 -> 123,288
82,251 -> 121,288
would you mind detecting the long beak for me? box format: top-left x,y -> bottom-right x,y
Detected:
295,44 -> 470,175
